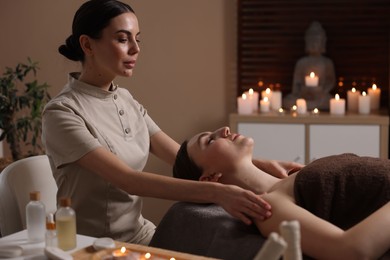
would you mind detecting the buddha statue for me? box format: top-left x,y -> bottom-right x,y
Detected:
283,21 -> 336,110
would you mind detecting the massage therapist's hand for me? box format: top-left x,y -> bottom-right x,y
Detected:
253,158 -> 304,179
217,184 -> 271,225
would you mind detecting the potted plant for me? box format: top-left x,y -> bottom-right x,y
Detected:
0,58 -> 51,168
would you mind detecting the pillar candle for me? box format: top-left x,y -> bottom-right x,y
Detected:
260,97 -> 270,113
367,84 -> 381,110
237,93 -> 252,115
296,99 -> 307,114
347,87 -> 360,113
270,90 -> 282,111
358,91 -> 371,115
244,88 -> 259,112
330,94 -> 345,115
305,72 -> 319,87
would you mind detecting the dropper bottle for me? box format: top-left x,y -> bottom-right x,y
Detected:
45,213 -> 57,247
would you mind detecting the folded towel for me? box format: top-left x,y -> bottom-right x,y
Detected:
294,153 -> 390,230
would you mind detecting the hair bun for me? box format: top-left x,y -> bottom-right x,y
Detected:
58,35 -> 82,61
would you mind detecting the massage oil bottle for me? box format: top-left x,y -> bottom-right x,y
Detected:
55,197 -> 77,250
26,191 -> 46,242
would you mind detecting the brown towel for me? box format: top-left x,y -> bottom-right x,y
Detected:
294,153 -> 390,230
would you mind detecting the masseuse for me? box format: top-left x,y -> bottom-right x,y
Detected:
173,126 -> 390,259
42,0 -> 301,245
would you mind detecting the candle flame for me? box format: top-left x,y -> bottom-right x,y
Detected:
249,88 -> 254,95
372,84 -> 377,90
144,252 -> 151,259
278,108 -> 284,113
242,93 -> 247,100
170,258 -> 176,260
310,72 -> 315,78
313,108 -> 319,114
263,97 -> 269,102
265,88 -> 271,94
335,94 -> 340,100
120,247 -> 126,254
292,105 -> 297,111
352,87 -> 356,92
362,91 -> 367,96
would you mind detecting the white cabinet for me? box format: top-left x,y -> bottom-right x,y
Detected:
238,123 -> 305,164
230,113 -> 389,164
309,124 -> 380,162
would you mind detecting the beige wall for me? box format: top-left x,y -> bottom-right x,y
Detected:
0,0 -> 237,225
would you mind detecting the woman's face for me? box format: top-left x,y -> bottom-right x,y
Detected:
87,12 -> 140,78
186,127 -> 254,174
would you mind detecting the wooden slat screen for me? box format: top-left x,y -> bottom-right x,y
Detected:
238,0 -> 390,110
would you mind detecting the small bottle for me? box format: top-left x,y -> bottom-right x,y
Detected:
55,197 -> 77,251
45,213 -> 57,247
26,191 -> 46,242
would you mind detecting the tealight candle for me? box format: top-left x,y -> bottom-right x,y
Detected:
244,88 -> 259,112
358,91 -> 370,114
367,84 -> 381,110
305,72 -> 319,87
237,93 -> 252,115
330,94 -> 346,115
296,99 -> 307,114
270,90 -> 282,111
112,247 -> 131,260
347,87 -> 360,113
260,97 -> 270,113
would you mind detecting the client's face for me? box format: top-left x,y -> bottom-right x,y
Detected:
186,126 -> 254,174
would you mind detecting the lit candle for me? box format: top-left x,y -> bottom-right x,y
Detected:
296,99 -> 307,114
358,91 -> 371,115
244,88 -> 259,112
367,84 -> 381,110
305,72 -> 319,87
312,108 -> 320,115
237,93 -> 252,115
112,247 -> 131,260
260,97 -> 270,113
347,87 -> 360,113
270,90 -> 282,111
330,94 -> 346,115
261,87 -> 272,100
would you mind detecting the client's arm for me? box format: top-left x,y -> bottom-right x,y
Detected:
255,191 -> 390,260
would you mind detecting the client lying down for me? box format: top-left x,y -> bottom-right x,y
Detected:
173,126 -> 390,260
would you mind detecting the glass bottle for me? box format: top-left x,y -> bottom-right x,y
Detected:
55,197 -> 77,250
45,213 -> 57,247
26,191 -> 46,242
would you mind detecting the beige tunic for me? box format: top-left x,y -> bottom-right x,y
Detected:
42,73 -> 160,244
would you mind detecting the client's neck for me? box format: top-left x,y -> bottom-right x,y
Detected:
219,162 -> 280,195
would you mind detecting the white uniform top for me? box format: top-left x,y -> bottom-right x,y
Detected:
42,73 -> 160,244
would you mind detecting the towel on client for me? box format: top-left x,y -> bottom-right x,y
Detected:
294,153 -> 390,230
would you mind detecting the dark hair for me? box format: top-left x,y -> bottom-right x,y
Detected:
173,141 -> 203,181
58,0 -> 135,62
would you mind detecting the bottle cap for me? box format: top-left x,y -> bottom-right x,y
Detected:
29,191 -> 40,201
59,197 -> 71,207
